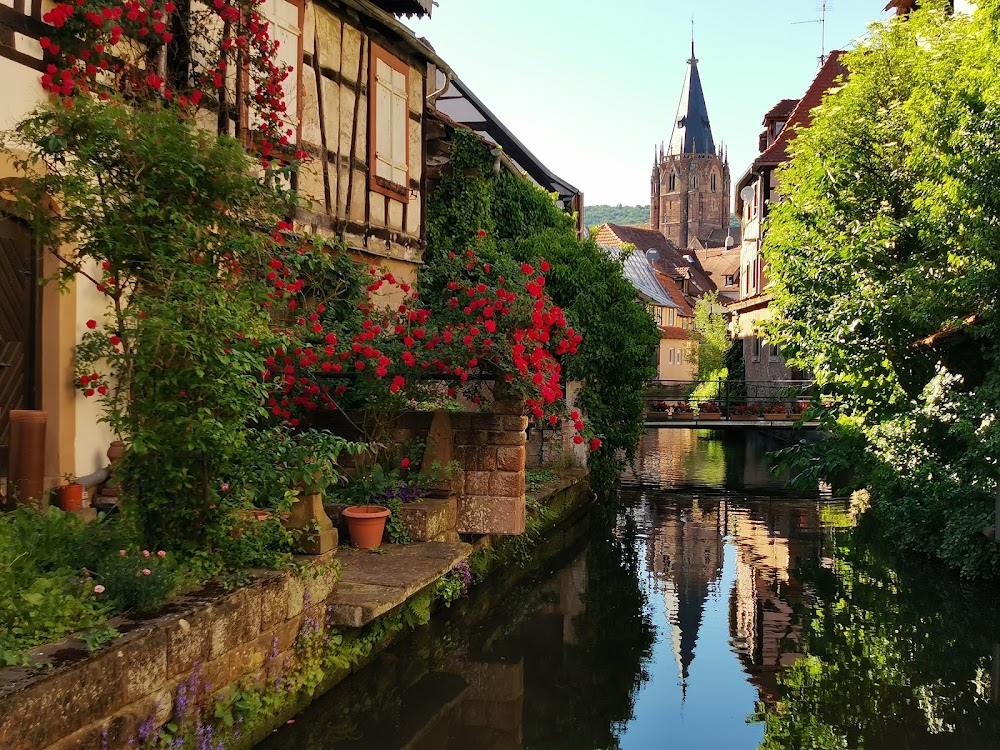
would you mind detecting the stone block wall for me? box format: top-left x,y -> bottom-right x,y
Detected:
316,406 -> 528,537
452,401 -> 527,536
0,559 -> 338,750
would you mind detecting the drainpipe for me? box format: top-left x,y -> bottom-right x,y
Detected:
8,410 -> 46,508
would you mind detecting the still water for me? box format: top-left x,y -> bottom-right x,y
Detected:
260,429 -> 1000,749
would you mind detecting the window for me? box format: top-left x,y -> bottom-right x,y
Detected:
369,43 -> 410,202
668,308 -> 676,327
711,173 -> 717,192
752,336 -> 762,362
690,174 -> 698,189
724,274 -> 735,286
769,343 -> 780,362
668,173 -> 676,192
656,307 -> 664,325
669,348 -> 675,364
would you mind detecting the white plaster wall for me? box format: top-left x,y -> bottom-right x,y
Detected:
74,261 -> 117,476
0,57 -> 46,130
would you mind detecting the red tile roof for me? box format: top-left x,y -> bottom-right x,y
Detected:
762,99 -> 799,124
654,272 -> 694,317
659,326 -> 692,341
755,51 -> 848,169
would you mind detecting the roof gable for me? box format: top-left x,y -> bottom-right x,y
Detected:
755,51 -> 847,168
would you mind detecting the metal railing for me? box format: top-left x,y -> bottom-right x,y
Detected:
644,379 -> 816,419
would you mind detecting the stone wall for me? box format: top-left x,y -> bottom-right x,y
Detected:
0,559 -> 339,750
316,406 -> 528,537
452,401 -> 527,536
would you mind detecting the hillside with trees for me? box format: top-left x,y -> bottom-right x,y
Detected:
584,205 -> 649,229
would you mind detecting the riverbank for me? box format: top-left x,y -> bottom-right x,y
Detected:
0,470 -> 591,750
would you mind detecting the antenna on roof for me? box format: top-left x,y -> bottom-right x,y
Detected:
793,0 -> 829,67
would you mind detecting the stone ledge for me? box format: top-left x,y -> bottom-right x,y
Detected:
398,496 -> 457,542
326,541 -> 472,628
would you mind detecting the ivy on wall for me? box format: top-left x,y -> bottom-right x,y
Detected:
423,130 -> 660,488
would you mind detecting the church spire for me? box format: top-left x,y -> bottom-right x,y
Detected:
667,37 -> 716,156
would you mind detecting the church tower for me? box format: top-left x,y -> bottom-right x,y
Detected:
651,41 -> 730,249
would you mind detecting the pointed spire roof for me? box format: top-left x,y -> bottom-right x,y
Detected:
667,40 -> 716,156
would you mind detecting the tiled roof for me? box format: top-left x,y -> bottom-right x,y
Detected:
659,326 -> 692,341
755,51 -> 848,169
762,99 -> 799,124
655,272 -> 694,317
593,223 -> 717,296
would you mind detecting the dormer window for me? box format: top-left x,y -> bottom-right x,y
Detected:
774,121 -> 785,134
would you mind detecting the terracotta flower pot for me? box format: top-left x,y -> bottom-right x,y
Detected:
343,505 -> 391,549
670,412 -> 694,420
56,483 -> 85,511
698,412 -> 722,420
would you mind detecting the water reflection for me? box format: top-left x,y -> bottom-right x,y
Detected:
259,430 -> 1000,749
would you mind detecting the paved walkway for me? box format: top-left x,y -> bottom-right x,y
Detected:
325,541 -> 472,628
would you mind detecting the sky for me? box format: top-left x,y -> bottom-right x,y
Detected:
407,0 -> 892,207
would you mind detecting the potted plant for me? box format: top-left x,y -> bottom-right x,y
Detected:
731,403 -> 762,421
55,475 -> 85,511
670,402 -> 694,420
763,402 -> 788,420
697,401 -> 721,420
342,504 -> 392,549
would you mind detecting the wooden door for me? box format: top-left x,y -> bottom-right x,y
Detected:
0,217 -> 36,474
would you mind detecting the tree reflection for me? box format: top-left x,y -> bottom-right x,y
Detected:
516,504 -> 656,750
758,523 -> 1000,749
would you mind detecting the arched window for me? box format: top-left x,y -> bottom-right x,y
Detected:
711,173 -> 717,192
690,174 -> 697,189
668,173 -> 676,191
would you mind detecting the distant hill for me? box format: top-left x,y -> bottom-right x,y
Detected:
584,205 -> 649,229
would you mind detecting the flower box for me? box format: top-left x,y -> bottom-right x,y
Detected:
764,413 -> 789,421
697,413 -> 722,421
730,414 -> 761,421
669,413 -> 695,420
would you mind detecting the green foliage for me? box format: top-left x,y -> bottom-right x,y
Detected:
423,132 -> 658,489
94,547 -> 180,613
0,507 -> 133,664
690,292 -> 729,380
756,524 -> 1000,747
723,337 -> 747,405
584,204 -> 649,229
525,469 -> 559,493
6,98 -> 292,550
761,2 -> 1000,575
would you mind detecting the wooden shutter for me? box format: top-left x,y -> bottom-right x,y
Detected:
370,43 -> 409,202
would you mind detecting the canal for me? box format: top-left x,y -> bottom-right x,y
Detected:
259,429 -> 1000,749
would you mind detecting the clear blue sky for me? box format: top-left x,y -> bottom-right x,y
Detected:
408,1 -> 890,207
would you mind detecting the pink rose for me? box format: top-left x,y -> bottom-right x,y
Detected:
119,549 -> 126,556
93,584 -> 105,594
157,550 -> 166,558
142,568 -> 152,576
220,483 -> 230,492
142,550 -> 150,558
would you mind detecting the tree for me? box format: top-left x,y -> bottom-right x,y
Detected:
763,0 -> 1000,576
691,292 -> 730,380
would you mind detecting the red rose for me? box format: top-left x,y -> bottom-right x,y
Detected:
589,438 -> 602,451
109,335 -> 121,346
86,319 -> 97,329
400,458 -> 410,468
572,435 -> 583,445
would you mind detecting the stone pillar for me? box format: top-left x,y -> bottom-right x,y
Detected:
452,401 -> 526,535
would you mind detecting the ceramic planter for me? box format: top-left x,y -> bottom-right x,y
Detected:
343,504 -> 392,549
56,483 -> 85,511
